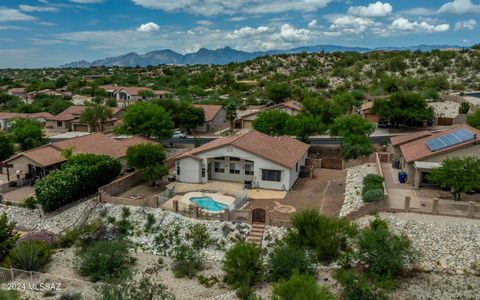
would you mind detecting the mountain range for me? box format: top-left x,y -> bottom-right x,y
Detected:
60,44 -> 463,68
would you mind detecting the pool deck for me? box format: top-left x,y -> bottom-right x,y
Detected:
163,192 -> 235,214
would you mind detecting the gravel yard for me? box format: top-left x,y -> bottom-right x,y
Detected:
340,163 -> 378,217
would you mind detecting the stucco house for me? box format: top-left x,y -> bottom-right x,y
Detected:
0,112 -> 54,131
235,101 -> 302,129
391,124 -> 480,189
193,104 -> 227,133
3,133 -> 157,179
175,131 -> 309,190
7,88 -> 28,100
360,101 -> 380,123
45,105 -> 124,133
99,85 -> 168,107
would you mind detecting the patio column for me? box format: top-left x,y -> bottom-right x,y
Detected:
404,196 -> 411,212
467,202 -> 475,218
414,169 -> 421,189
432,198 -> 439,215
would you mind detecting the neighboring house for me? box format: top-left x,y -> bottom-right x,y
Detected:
7,88 -> 27,100
3,133 -> 157,179
98,85 -> 168,106
175,130 -> 309,190
391,124 -> 480,189
360,101 -> 380,123
193,104 -> 227,133
0,112 -> 54,131
45,105 -> 124,133
235,101 -> 303,129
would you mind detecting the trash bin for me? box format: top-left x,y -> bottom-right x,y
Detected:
392,159 -> 400,169
398,172 -> 408,184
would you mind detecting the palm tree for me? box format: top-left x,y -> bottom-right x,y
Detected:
225,101 -> 237,131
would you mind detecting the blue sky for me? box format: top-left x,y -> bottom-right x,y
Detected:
0,0 -> 479,67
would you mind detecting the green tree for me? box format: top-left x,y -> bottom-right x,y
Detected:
0,212 -> 19,262
333,93 -> 361,114
286,115 -> 323,143
80,105 -> 113,132
126,143 -> 168,186
177,102 -> 205,133
286,209 -> 357,264
467,109 -> 480,129
223,242 -> 263,288
0,131 -> 14,161
354,217 -> 416,282
252,110 -> 290,136
272,273 -> 335,300
114,102 -> 173,139
340,134 -> 374,161
428,157 -> 480,200
302,96 -> 340,125
266,82 -> 292,104
138,89 -> 155,99
10,119 -> 46,150
330,115 -> 374,160
372,92 -> 434,127
225,101 -> 237,129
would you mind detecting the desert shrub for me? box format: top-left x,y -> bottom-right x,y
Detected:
58,292 -> 82,300
223,242 -> 263,288
459,102 -> 470,114
362,189 -> 384,202
7,240 -> 51,271
154,222 -> 182,256
78,239 -> 134,282
56,220 -> 114,249
272,273 -> 335,300
269,244 -> 315,282
19,196 -> 37,209
285,209 -> 357,264
355,217 -> 416,282
363,174 -> 384,186
0,212 -> 19,261
35,154 -> 121,212
186,223 -> 213,250
172,244 -> 202,278
0,290 -> 19,300
334,269 -> 387,300
121,207 -> 130,218
144,213 -> 156,232
197,275 -> 220,288
99,275 -> 175,300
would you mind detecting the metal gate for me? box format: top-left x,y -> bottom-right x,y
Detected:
437,117 -> 453,126
321,158 -> 343,170
252,208 -> 266,223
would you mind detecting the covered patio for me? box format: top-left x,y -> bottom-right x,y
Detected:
413,161 -> 442,189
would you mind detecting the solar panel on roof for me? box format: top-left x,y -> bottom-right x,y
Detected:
425,128 -> 476,152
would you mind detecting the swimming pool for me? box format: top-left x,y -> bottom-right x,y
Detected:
190,196 -> 229,211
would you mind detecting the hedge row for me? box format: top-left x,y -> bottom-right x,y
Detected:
35,154 -> 121,212
362,174 -> 384,203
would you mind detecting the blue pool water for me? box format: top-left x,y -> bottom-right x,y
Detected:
190,196 -> 228,211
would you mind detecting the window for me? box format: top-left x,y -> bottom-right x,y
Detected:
245,163 -> 254,176
201,164 -> 205,177
229,157 -> 240,161
262,169 -> 282,182
57,121 -> 63,127
176,161 -> 180,176
214,162 -> 225,173
229,163 -> 240,174
216,157 -> 225,160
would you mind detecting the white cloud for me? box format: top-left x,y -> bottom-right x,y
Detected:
454,19 -> 477,30
347,1 -> 392,17
391,18 -> 450,33
330,16 -> 380,34
438,0 -> 480,14
19,5 -> 59,12
308,20 -> 317,28
132,0 -> 333,16
400,7 -> 436,16
137,22 -> 160,32
196,20 -> 213,26
227,26 -> 271,39
279,24 -> 310,42
0,7 -> 36,22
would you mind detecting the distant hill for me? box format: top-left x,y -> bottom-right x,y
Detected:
60,44 -> 463,68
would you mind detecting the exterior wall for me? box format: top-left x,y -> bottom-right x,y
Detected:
207,157 -> 254,183
242,120 -> 253,129
196,108 -> 227,133
177,157 -> 201,183
45,120 -> 69,132
288,152 -> 306,188
365,113 -> 380,123
423,144 -> 480,163
188,146 -> 306,190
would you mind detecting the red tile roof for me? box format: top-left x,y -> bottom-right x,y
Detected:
390,131 -> 432,147
4,133 -> 157,167
0,112 -> 54,121
400,124 -> 480,163
193,105 -> 224,122
47,106 -> 123,122
177,131 -> 309,169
